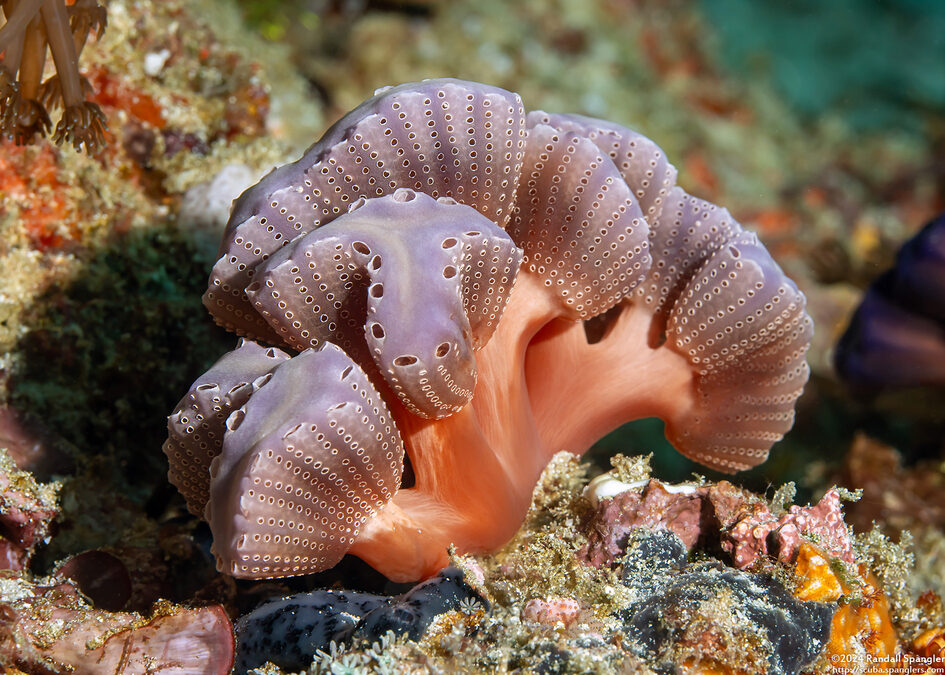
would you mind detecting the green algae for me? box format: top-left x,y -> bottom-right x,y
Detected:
10,228 -> 231,497
856,527 -> 932,641
607,452 -> 654,486
0,0 -> 327,524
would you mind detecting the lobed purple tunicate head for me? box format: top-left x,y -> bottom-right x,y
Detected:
636,186 -> 743,326
531,113 -> 811,472
507,122 -> 651,319
836,212 -> 945,388
525,111 -> 678,224
167,79 -> 816,582
664,231 -> 812,471
164,339 -> 290,516
204,79 -> 527,343
245,188 -> 523,418
198,79 -> 814,475
206,343 -> 404,578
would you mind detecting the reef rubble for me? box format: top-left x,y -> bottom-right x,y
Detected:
216,453 -> 945,674
8,438 -> 945,673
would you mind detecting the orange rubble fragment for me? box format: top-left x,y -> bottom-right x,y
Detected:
803,186 -> 828,209
87,66 -> 167,129
0,142 -> 79,251
751,208 -> 797,236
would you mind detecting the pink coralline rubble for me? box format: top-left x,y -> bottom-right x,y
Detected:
580,480 -> 704,568
0,576 -> 234,674
716,487 -> 854,569
581,477 -> 854,570
0,449 -> 58,571
0,448 -> 234,673
707,482 -> 781,569
522,597 -> 582,627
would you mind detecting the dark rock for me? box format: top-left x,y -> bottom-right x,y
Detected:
618,530 -> 834,675
356,566 -> 480,641
58,550 -> 132,611
234,565 -> 485,673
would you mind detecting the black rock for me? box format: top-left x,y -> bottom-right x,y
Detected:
618,529 -> 834,675
234,565 -> 485,673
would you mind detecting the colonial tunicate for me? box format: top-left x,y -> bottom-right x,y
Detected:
166,78 -> 813,581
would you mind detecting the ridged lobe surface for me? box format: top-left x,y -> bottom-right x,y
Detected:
665,232 -> 812,471
247,189 -> 522,418
637,186 -> 743,321
204,79 -> 527,343
526,111 -> 677,224
163,339 -> 290,516
507,123 -> 651,319
207,344 -> 403,578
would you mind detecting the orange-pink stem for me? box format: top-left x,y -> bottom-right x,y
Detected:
525,300 -> 695,455
350,275 -> 695,581
350,271 -> 561,580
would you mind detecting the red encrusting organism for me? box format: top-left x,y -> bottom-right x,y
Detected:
165,79 -> 813,582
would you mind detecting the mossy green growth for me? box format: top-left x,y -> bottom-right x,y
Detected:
10,227 -> 233,499
608,452 -> 653,485
486,453 -> 630,615
855,526 -> 939,641
235,0 -> 320,43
